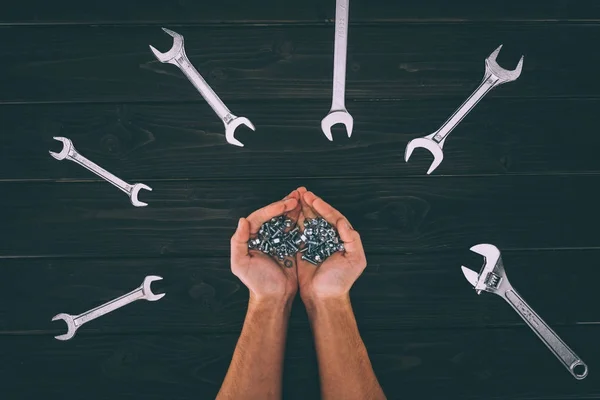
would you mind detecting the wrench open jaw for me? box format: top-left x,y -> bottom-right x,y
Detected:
49,136 -> 73,160
141,275 -> 166,301
150,28 -> 254,147
130,183 -> 153,208
149,28 -> 184,65
404,134 -> 444,175
224,116 -> 256,148
486,44 -> 524,85
321,110 -> 353,141
51,313 -> 77,341
405,45 -> 524,175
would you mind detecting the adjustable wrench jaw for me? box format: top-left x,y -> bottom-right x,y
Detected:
142,275 -> 166,301
49,137 -> 74,161
51,313 -> 77,341
321,110 -> 354,141
149,28 -> 185,65
485,45 -> 524,87
404,133 -> 445,175
461,243 -> 511,296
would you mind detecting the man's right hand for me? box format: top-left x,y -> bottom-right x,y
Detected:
295,187 -> 367,304
230,190 -> 301,304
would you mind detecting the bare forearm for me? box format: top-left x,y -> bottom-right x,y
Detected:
217,296 -> 293,400
306,295 -> 386,400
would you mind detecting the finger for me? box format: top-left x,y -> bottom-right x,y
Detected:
297,189 -> 318,230
230,217 -> 251,265
285,189 -> 302,222
284,189 -> 300,201
247,197 -> 298,234
297,186 -> 308,196
303,191 -> 349,228
336,218 -> 365,259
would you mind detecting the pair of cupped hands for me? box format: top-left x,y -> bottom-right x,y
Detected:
231,187 -> 367,305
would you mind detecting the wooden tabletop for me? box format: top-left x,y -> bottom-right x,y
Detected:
1,1 -> 599,399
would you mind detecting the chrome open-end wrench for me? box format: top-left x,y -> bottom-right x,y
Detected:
461,244 -> 588,380
150,28 -> 255,147
405,45 -> 524,174
52,275 -> 165,341
49,137 -> 152,207
321,0 -> 353,141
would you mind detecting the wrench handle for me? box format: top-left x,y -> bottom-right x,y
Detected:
69,152 -> 131,194
504,288 -> 588,379
433,74 -> 499,143
175,55 -> 231,121
74,288 -> 144,327
330,0 -> 350,111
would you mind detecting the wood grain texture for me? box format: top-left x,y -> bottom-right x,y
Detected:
1,0 -> 599,24
2,3 -> 598,399
1,176 -> 599,258
0,23 -> 597,103
1,250 -> 597,334
4,98 -> 600,180
1,328 -> 597,400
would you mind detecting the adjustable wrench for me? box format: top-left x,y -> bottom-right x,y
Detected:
461,244 -> 588,380
150,28 -> 255,147
49,137 -> 152,207
52,275 -> 165,341
321,0 -> 353,141
405,45 -> 524,174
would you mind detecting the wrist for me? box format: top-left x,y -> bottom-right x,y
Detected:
302,292 -> 351,315
249,292 -> 295,312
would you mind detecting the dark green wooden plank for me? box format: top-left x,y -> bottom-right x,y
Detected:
1,327 -> 597,400
0,250 -> 597,334
0,23 -> 596,103
1,0 -> 599,25
0,176 -> 598,258
3,98 -> 600,180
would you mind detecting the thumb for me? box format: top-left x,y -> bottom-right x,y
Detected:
231,217 -> 251,265
336,218 -> 365,261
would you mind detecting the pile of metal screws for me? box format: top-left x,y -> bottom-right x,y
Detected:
299,217 -> 345,265
248,215 -> 300,261
248,215 -> 344,265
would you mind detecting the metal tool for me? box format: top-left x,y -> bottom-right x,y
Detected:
461,244 -> 588,380
405,45 -> 524,174
52,275 -> 165,341
49,137 -> 152,207
321,0 -> 353,141
149,28 -> 255,147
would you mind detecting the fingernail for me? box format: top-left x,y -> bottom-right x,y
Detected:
238,218 -> 244,228
345,220 -> 353,230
